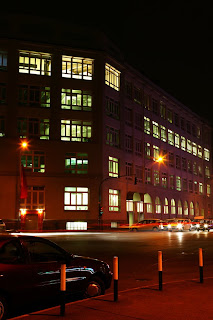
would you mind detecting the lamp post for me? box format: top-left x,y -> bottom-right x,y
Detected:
17,139 -> 28,229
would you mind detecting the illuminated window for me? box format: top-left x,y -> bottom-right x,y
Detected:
145,142 -> 151,158
109,189 -> 120,211
193,162 -> 197,175
181,136 -> 186,151
164,198 -> 169,214
62,55 -> 93,80
105,63 -> 120,91
155,197 -> 161,214
199,183 -> 203,194
175,133 -> 180,148
19,85 -> 50,108
171,199 -> 176,215
184,201 -> 188,215
168,129 -> 174,145
160,125 -> 167,142
19,51 -> 51,76
190,202 -> 194,215
106,97 -> 120,119
64,187 -> 89,210
144,117 -> 151,134
0,51 -> 7,70
18,118 -> 50,140
162,173 -> 167,188
187,139 -> 192,153
20,186 -> 45,209
109,156 -> 119,177
137,201 -> 143,213
21,151 -> 45,173
126,200 -> 133,211
192,142 -> 197,156
178,200 -> 182,215
0,83 -> 6,104
154,170 -> 160,186
61,89 -> 92,111
194,181 -> 198,194
205,166 -> 210,178
176,176 -> 181,191
153,145 -> 160,161
106,127 -> 120,147
152,121 -> 160,138
145,168 -> 151,184
207,184 -> 211,197
204,148 -> 210,161
0,116 -> 5,137
198,145 -> 202,158
61,120 -> 92,142
65,153 -> 88,174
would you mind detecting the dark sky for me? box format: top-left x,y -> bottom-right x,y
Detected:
2,1 -> 213,124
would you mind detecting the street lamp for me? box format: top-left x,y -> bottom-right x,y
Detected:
17,139 -> 29,229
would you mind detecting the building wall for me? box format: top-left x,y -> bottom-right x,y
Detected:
0,19 -> 212,230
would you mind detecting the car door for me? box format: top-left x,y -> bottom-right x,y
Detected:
0,239 -> 34,301
22,238 -> 88,299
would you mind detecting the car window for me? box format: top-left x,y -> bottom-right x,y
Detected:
24,240 -> 66,263
0,241 -> 23,264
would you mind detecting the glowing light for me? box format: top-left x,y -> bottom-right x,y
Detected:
37,209 -> 43,214
156,156 -> 164,163
20,209 -> 27,216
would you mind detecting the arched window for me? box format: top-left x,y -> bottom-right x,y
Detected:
164,198 -> 169,214
178,200 -> 182,215
144,193 -> 152,213
195,202 -> 199,216
190,202 -> 194,216
184,201 -> 188,215
171,199 -> 176,215
155,197 -> 161,214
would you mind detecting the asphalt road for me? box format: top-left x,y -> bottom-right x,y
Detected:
42,230 -> 213,292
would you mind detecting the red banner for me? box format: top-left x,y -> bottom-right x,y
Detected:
20,164 -> 28,199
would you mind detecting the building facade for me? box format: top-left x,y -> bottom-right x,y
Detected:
0,14 -> 212,230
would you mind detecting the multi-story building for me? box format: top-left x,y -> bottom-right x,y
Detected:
0,13 -> 212,230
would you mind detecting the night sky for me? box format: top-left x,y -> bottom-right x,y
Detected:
2,1 -> 213,124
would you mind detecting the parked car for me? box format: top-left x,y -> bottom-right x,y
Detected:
129,219 -> 164,231
0,234 -> 112,319
163,219 -> 191,231
0,220 -> 6,232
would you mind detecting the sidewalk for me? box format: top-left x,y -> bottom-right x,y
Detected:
11,277 -> 213,320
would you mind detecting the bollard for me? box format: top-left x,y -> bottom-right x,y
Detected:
113,256 -> 118,301
158,251 -> 163,291
199,248 -> 203,283
60,263 -> 66,316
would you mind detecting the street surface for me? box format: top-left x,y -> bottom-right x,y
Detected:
42,230 -> 213,292
8,230 -> 213,318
